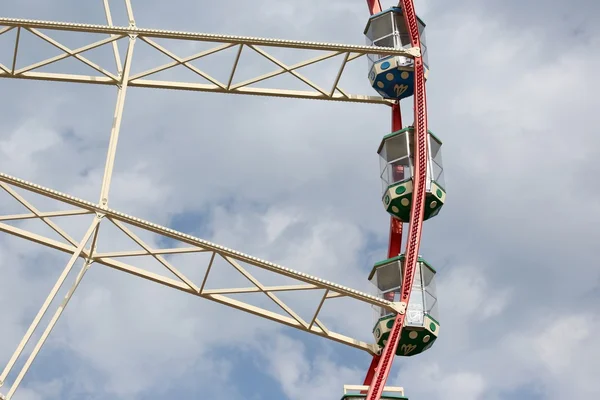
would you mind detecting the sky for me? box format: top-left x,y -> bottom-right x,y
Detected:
0,0 -> 599,399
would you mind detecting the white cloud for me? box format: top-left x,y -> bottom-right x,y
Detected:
439,265 -> 512,322
1,0 -> 600,400
259,336 -> 364,400
533,315 -> 592,375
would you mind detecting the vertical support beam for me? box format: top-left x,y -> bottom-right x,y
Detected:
362,354 -> 381,391
0,217 -> 101,392
98,35 -> 136,208
387,103 -> 404,259
366,0 -> 383,15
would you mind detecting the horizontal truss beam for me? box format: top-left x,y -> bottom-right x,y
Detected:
0,17 -> 421,104
0,17 -> 418,55
0,171 -> 398,354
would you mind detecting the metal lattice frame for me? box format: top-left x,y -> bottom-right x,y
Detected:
0,16 -> 420,104
0,1 -> 418,399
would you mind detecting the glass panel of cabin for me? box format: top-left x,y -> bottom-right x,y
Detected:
418,18 -> 428,68
391,11 -> 414,71
379,290 -> 398,317
406,129 -> 415,174
367,53 -> 377,65
373,34 -> 396,49
382,289 -> 399,303
412,262 -> 423,288
424,290 -> 439,321
383,132 -> 410,162
366,12 -> 395,44
373,262 -> 403,293
432,162 -> 444,188
421,43 -> 429,69
366,12 -> 395,70
381,164 -> 390,193
429,135 -> 444,187
405,287 -> 424,326
430,135 -> 442,164
380,145 -> 388,165
391,11 -> 412,48
423,265 -> 436,294
383,156 -> 411,188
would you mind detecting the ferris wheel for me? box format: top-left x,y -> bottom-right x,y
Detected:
0,1 -> 445,399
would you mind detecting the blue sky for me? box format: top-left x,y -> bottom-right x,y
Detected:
1,0 -> 600,399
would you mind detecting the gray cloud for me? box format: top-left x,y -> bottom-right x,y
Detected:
1,0 -> 599,399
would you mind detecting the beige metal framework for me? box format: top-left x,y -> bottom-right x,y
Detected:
0,16 -> 419,104
0,2 -> 416,399
343,385 -> 405,396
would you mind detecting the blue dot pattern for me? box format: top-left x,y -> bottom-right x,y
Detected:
368,58 -> 429,100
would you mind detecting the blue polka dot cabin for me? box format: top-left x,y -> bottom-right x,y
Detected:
364,7 -> 429,100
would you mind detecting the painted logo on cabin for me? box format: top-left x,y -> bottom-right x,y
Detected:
394,84 -> 409,97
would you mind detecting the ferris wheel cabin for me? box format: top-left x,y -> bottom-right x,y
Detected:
377,127 -> 445,222
368,255 -> 439,357
364,7 -> 428,100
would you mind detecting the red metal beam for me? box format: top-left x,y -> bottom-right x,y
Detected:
363,0 -> 429,398
366,0 -> 383,15
387,104 -> 404,259
362,105 -> 403,389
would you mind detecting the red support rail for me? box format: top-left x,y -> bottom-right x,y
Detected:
362,1 -> 429,399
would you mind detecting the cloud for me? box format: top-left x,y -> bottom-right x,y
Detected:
259,335 -> 364,400
2,0 -> 600,400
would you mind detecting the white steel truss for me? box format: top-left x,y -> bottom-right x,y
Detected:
0,1 -> 405,399
0,16 -> 420,104
0,171 -> 397,397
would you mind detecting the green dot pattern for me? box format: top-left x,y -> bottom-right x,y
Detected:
373,316 -> 439,357
384,185 -> 446,222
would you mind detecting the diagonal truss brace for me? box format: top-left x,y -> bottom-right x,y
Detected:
0,216 -> 102,399
0,17 -> 421,104
0,172 -> 401,356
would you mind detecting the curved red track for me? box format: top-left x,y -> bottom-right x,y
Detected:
362,1 -> 429,399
